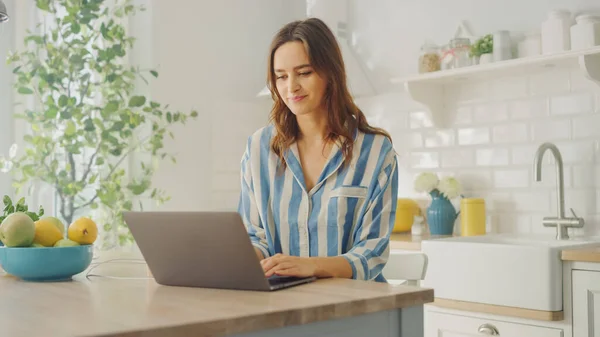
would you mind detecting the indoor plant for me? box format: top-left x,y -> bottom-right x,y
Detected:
470,34 -> 494,64
1,0 -> 198,249
414,172 -> 462,235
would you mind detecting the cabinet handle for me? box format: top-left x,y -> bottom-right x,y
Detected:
478,323 -> 499,335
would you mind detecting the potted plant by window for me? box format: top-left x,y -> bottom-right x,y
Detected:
1,0 -> 198,250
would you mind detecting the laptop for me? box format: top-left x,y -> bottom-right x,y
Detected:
123,211 -> 317,291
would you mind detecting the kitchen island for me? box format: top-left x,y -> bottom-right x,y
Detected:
0,256 -> 433,337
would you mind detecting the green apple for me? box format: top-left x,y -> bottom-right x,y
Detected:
54,239 -> 80,247
0,212 -> 35,247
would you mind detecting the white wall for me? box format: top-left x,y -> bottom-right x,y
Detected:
138,0 -> 307,212
309,0 -> 600,236
0,0 -> 15,199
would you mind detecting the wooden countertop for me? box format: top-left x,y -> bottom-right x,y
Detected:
562,246 -> 600,263
0,253 -> 433,337
389,232 -> 453,251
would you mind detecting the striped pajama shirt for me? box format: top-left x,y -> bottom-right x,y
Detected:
238,125 -> 398,282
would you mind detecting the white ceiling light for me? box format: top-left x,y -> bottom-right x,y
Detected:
0,0 -> 9,23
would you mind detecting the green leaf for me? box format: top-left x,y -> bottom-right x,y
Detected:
96,157 -> 105,165
166,112 -> 172,123
71,23 -> 81,34
36,0 -> 50,11
58,95 -> 68,107
190,110 -> 198,118
128,96 -> 146,108
3,195 -> 12,207
65,121 -> 76,136
45,107 -> 58,119
84,118 -> 95,131
150,70 -> 158,78
18,87 -> 34,95
12,66 -> 22,74
104,101 -> 119,114
16,197 -> 25,206
60,109 -> 72,119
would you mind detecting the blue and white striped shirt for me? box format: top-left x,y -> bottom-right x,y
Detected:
238,125 -> 398,282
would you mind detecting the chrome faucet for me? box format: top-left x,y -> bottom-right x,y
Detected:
533,142 -> 584,240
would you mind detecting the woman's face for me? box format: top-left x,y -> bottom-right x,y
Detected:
273,41 -> 327,117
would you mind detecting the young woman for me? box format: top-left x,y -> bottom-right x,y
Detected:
238,17 -> 398,283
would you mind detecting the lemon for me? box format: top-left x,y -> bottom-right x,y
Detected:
40,216 -> 65,236
68,217 -> 98,245
33,218 -> 64,247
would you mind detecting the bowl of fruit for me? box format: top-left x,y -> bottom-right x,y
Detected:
0,212 -> 97,281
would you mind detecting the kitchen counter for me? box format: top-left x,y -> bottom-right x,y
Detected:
562,246 -> 600,263
389,232 -> 453,251
0,253 -> 433,337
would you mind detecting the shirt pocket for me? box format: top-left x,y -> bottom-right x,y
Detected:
328,185 -> 368,198
328,185 -> 369,229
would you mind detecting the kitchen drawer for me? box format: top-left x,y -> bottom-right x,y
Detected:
426,311 -> 563,337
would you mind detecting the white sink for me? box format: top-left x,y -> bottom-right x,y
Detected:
421,233 -> 600,312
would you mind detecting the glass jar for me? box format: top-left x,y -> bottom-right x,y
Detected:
439,44 -> 452,70
418,43 -> 441,74
448,38 -> 472,68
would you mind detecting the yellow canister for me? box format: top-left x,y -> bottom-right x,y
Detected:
393,198 -> 420,233
460,198 -> 486,236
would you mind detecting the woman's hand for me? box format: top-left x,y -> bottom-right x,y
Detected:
260,254 -> 317,278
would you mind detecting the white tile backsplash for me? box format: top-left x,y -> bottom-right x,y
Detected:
511,192 -> 550,212
494,169 -> 530,188
531,119 -> 571,142
572,114 -> 600,139
476,148 -> 510,167
473,102 -> 508,123
361,66 -> 600,236
410,152 -> 439,169
489,76 -> 528,101
423,129 -> 455,148
458,127 -> 490,145
528,70 -> 570,96
493,123 -> 529,143
454,106 -> 473,125
441,149 -> 474,168
508,98 -> 548,120
409,111 -> 433,129
550,93 -> 594,115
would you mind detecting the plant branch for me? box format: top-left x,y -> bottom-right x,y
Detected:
74,127 -> 166,212
79,143 -> 101,184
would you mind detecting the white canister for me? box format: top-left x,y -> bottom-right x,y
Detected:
541,9 -> 573,54
493,30 -> 513,61
518,30 -> 542,57
570,14 -> 600,51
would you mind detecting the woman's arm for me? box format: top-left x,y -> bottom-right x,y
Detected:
341,144 -> 399,281
260,254 -> 352,278
238,137 -> 271,260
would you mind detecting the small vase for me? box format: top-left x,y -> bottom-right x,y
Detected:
427,190 -> 458,235
479,53 -> 493,64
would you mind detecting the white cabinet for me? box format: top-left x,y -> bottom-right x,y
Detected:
573,270 -> 600,337
426,311 -> 563,337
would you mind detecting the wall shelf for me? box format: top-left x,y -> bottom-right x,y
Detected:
390,46 -> 600,127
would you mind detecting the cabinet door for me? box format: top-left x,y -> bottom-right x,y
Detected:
573,270 -> 600,337
426,311 -> 563,337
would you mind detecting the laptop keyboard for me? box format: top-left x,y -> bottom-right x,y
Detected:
267,275 -> 306,286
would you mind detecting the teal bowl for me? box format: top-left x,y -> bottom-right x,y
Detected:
0,245 -> 93,281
